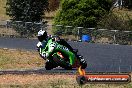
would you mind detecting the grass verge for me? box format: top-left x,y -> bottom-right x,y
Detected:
0,48 -> 44,70
0,74 -> 131,88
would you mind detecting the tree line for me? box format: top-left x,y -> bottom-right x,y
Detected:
6,0 -> 132,35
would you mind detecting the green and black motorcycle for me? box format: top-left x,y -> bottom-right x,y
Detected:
39,38 -> 87,70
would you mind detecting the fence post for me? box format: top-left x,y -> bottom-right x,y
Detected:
77,27 -> 83,41
123,31 -> 131,45
110,30 -> 119,44
87,28 -> 95,42
6,20 -> 11,28
65,26 -> 72,35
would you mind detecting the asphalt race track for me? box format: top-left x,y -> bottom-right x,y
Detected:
0,37 -> 132,73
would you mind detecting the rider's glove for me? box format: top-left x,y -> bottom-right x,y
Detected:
41,52 -> 48,58
39,52 -> 48,60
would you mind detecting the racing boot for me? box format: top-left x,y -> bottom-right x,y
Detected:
77,55 -> 87,69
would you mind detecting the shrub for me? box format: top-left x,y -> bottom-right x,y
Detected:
53,0 -> 112,35
97,12 -> 132,31
6,0 -> 48,22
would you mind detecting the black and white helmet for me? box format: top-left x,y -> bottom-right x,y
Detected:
37,30 -> 48,42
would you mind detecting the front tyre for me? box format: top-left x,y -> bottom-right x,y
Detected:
45,60 -> 57,70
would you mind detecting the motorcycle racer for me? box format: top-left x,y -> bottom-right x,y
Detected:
37,30 -> 87,69
37,30 -> 75,59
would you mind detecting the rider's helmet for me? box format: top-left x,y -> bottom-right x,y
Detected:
37,30 -> 48,42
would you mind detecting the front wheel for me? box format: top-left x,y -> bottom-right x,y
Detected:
45,60 -> 57,70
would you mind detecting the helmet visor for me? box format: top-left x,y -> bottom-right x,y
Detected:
38,36 -> 44,42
